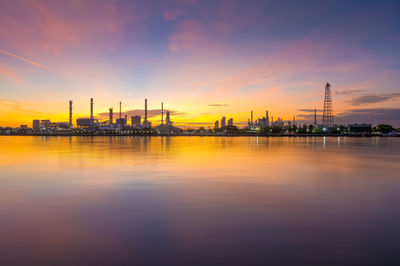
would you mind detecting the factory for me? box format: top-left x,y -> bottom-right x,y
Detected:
31,97 -> 183,134
154,102 -> 181,134
214,116 -> 234,130
12,82 -> 396,136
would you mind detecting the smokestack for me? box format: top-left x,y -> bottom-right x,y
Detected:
69,100 -> 73,127
314,108 -> 317,125
109,108 -> 113,124
251,111 -> 253,127
266,110 -> 269,126
119,101 -> 122,119
161,102 -> 164,125
90,98 -> 93,119
145,99 -> 148,122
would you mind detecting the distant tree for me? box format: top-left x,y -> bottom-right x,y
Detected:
259,126 -> 269,134
297,124 -> 307,134
238,127 -> 249,134
271,126 -> 283,134
330,125 -> 341,134
374,124 -> 394,134
288,125 -> 297,133
226,125 -> 238,134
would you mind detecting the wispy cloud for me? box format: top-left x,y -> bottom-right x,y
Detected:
208,103 -> 228,107
298,109 -> 322,113
335,108 -> 400,126
349,93 -> 400,105
335,89 -> 363,95
0,98 -> 41,114
0,49 -> 48,70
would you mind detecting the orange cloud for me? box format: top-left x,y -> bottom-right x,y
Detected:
0,65 -> 23,82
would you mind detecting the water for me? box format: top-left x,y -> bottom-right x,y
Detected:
0,136 -> 399,266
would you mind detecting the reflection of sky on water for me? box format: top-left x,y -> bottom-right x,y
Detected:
0,136 -> 400,265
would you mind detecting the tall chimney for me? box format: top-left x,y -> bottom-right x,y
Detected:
69,100 -> 73,127
266,110 -> 269,127
161,102 -> 164,125
90,98 -> 93,119
251,111 -> 253,127
145,99 -> 148,122
314,108 -> 317,125
109,108 -> 113,124
119,101 -> 122,119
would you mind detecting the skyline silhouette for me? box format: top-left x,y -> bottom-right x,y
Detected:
1,0 -> 400,127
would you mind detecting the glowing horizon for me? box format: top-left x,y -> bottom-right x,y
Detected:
1,0 -> 400,127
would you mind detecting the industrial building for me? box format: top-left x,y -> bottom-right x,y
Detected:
33,120 -> 40,131
76,118 -> 96,127
247,110 -> 270,128
221,117 -> 226,128
131,115 -> 141,127
76,98 -> 97,127
348,123 -> 372,134
154,103 -> 181,134
142,99 -> 152,128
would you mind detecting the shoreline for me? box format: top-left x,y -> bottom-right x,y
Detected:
0,133 -> 394,137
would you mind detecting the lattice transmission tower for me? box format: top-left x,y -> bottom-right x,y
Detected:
322,82 -> 334,127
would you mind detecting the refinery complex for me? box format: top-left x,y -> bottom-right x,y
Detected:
31,98 -> 182,135
1,83 -> 399,136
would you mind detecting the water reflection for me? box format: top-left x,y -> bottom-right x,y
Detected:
0,136 -> 399,266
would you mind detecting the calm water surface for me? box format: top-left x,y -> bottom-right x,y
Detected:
0,136 -> 399,266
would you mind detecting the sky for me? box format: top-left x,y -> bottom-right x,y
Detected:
1,0 -> 400,127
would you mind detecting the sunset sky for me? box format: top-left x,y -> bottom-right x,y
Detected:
1,0 -> 400,127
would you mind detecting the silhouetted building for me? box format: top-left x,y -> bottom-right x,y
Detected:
348,123 -> 372,134
142,120 -> 152,129
109,108 -> 113,125
161,102 -> 164,125
142,99 -> 151,129
90,98 -> 94,119
154,109 -> 180,133
33,120 -> 40,131
76,118 -> 95,127
166,111 -> 171,126
215,120 -> 219,129
131,115 -> 141,127
40,120 -> 51,129
116,118 -> 127,127
69,100 -> 73,127
314,108 -> 317,125
221,116 -> 226,128
228,118 -> 233,126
